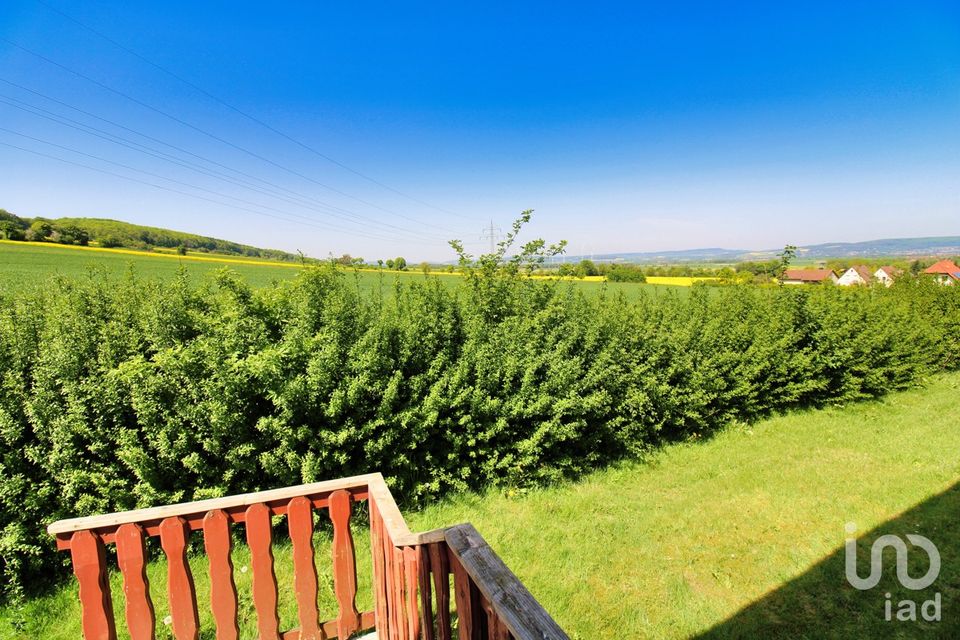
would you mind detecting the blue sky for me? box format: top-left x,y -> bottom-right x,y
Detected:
1,1 -> 958,261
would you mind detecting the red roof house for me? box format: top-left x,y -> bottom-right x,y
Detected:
782,269 -> 838,285
923,260 -> 960,285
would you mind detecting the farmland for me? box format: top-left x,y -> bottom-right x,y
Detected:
0,240 -> 307,293
2,371 -> 957,639
0,240 -> 696,299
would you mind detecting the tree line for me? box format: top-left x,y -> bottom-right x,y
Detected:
0,208 -> 301,261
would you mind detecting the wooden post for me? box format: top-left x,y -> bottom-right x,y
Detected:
370,499 -> 390,637
329,490 -> 361,639
246,503 -> 280,640
429,542 -> 452,640
115,524 -> 155,640
418,545 -> 435,640
404,547 -> 421,640
202,510 -> 239,640
288,496 -> 323,640
158,517 -> 200,640
70,530 -> 117,640
449,550 -> 475,640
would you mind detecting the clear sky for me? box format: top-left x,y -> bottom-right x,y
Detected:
1,1 -> 958,261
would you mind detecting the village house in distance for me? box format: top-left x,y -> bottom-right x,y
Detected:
781,262 -> 960,287
781,268 -> 839,285
836,265 -> 903,286
923,259 -> 960,285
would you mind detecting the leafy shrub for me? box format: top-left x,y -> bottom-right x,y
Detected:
605,264 -> 646,282
0,256 -> 957,599
0,222 -> 24,241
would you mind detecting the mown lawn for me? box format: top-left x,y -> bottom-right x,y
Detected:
2,373 -> 957,639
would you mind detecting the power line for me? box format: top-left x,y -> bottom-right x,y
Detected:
0,79 -> 422,230
0,139 -> 440,245
34,0 -> 470,220
0,125 -> 442,243
0,96 -> 455,243
1,36 -> 463,235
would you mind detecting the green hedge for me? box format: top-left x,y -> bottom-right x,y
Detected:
0,267 -> 957,598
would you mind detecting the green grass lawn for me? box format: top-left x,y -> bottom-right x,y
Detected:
0,240 -> 688,299
2,372 -> 957,639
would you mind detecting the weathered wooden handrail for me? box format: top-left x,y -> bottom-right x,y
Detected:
49,472 -> 567,640
445,524 -> 567,640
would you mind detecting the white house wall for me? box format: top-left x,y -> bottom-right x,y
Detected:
837,268 -> 866,286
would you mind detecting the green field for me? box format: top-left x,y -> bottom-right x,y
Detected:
3,372 -> 957,639
0,240 -> 691,299
0,241 -> 314,293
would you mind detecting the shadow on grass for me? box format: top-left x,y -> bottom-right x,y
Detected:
695,481 -> 959,640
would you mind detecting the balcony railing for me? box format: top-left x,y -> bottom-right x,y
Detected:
48,472 -> 568,640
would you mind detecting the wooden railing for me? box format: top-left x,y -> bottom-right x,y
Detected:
48,473 -> 567,640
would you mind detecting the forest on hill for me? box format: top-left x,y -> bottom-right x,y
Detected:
0,208 -> 301,261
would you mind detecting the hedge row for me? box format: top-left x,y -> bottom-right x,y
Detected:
0,266 -> 957,598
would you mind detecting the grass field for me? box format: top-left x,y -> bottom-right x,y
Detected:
646,276 -> 720,286
0,240 -> 695,299
3,372 -> 957,639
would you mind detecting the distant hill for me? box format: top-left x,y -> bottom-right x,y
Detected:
0,209 -> 302,262
562,236 -> 960,264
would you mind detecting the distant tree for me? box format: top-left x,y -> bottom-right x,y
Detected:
420,261 -> 431,274
777,245 -> 797,282
377,259 -> 384,269
0,221 -> 25,241
57,225 -> 90,246
0,209 -> 27,230
606,264 -> 646,283
386,259 -> 395,269
394,256 -> 407,271
28,220 -> 53,241
577,259 -> 598,277
176,244 -> 188,256
99,235 -> 122,248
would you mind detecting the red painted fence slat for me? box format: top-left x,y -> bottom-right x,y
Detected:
429,543 -> 451,640
245,503 -> 280,640
450,551 -> 474,640
329,489 -> 361,640
70,530 -> 117,640
370,500 -> 389,636
330,491 -> 360,638
115,524 -> 155,640
418,545 -> 435,640
392,546 -> 407,640
382,515 -> 399,640
287,496 -> 323,640
404,547 -> 420,640
159,517 -> 200,640
202,510 -> 239,640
